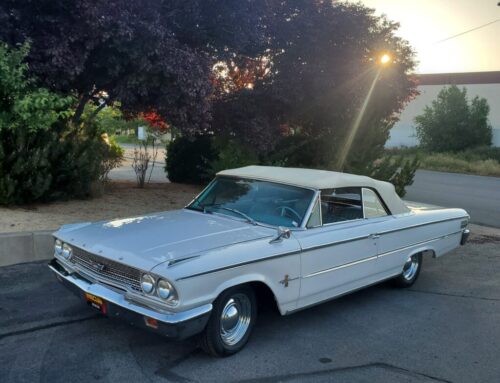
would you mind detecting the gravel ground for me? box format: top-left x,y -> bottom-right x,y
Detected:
0,182 -> 202,233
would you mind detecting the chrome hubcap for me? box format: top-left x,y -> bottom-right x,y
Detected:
402,255 -> 419,281
220,294 -> 251,346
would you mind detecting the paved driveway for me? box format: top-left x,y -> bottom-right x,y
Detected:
1,231 -> 499,383
406,170 -> 500,228
109,143 -> 168,183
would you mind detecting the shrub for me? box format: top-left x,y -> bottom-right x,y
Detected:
0,43 -> 115,204
0,120 -> 108,204
362,156 -> 419,197
384,146 -> 500,178
100,135 -> 124,182
415,85 -> 492,152
165,136 -> 217,184
209,139 -> 259,175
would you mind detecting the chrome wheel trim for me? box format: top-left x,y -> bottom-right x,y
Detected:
220,294 -> 252,346
402,255 -> 419,281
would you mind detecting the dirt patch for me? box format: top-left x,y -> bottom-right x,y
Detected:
0,181 -> 203,233
469,234 -> 500,245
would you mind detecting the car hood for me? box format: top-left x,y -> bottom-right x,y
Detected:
55,209 -> 275,271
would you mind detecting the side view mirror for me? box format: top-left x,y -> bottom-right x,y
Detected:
270,226 -> 291,243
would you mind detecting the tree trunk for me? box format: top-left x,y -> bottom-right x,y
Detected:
72,93 -> 92,125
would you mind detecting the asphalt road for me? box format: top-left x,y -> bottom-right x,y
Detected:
1,234 -> 500,383
406,170 -> 500,228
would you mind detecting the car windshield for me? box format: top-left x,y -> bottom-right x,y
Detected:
187,177 -> 315,228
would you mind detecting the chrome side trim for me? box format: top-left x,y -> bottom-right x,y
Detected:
175,217 -> 467,281
302,234 -> 372,252
176,250 -> 302,281
375,216 -> 469,236
320,217 -> 366,228
302,216 -> 468,251
49,260 -> 212,324
303,255 -> 378,279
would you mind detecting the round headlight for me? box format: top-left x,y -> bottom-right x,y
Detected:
141,274 -> 155,294
62,243 -> 72,259
157,279 -> 173,300
55,239 -> 63,255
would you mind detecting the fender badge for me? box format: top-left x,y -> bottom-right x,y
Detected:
280,274 -> 290,287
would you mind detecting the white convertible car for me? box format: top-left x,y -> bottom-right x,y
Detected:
49,166 -> 470,356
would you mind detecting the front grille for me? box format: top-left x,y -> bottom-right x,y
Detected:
71,247 -> 142,291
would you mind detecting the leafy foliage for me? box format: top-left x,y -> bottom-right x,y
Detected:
209,139 -> 259,176
100,135 -> 124,182
386,146 -> 500,178
1,1 -> 421,196
165,136 -> 217,184
362,156 -> 419,197
0,44 -> 118,204
415,85 -> 492,152
209,1 -> 419,194
0,43 -> 74,132
0,0 -> 272,133
213,2 -> 417,156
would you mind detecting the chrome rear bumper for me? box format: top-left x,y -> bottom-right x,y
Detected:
460,229 -> 470,246
48,259 -> 211,339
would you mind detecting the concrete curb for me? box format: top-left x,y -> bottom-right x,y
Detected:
0,230 -> 53,267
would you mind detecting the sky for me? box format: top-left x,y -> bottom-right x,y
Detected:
347,0 -> 500,74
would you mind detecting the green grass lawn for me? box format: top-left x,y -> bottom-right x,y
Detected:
111,134 -> 142,145
386,146 -> 500,177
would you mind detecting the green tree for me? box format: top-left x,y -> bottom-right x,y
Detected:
0,0 -> 272,131
211,1 -> 419,195
0,43 -> 118,204
415,85 -> 492,152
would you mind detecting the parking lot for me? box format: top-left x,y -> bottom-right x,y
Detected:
1,231 -> 499,383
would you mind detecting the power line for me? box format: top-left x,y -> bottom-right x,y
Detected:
435,18 -> 500,44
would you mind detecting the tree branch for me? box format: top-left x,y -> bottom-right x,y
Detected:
87,101 -> 108,121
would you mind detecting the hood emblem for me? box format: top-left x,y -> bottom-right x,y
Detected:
90,260 -> 106,272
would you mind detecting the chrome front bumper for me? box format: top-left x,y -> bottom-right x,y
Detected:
48,259 -> 212,339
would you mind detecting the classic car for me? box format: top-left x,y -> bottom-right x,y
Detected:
49,166 -> 470,356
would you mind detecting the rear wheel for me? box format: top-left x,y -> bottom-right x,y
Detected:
200,285 -> 257,357
392,253 -> 422,287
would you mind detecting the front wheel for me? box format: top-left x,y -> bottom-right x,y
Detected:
200,285 -> 257,357
392,253 -> 423,287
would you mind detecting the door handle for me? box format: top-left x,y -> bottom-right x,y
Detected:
371,233 -> 380,239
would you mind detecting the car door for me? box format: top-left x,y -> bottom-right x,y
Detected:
294,187 -> 383,309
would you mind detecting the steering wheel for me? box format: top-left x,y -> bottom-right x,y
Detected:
275,206 -> 302,223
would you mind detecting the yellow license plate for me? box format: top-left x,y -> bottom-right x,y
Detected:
84,293 -> 107,313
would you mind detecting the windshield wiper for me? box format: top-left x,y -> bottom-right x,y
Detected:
204,205 -> 256,225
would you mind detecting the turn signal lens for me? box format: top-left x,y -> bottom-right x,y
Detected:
144,316 -> 158,329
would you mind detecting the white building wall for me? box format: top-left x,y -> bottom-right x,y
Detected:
386,83 -> 500,147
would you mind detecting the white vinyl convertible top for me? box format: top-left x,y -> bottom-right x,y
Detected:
217,165 -> 409,215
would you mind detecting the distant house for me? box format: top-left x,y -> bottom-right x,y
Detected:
386,71 -> 500,147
